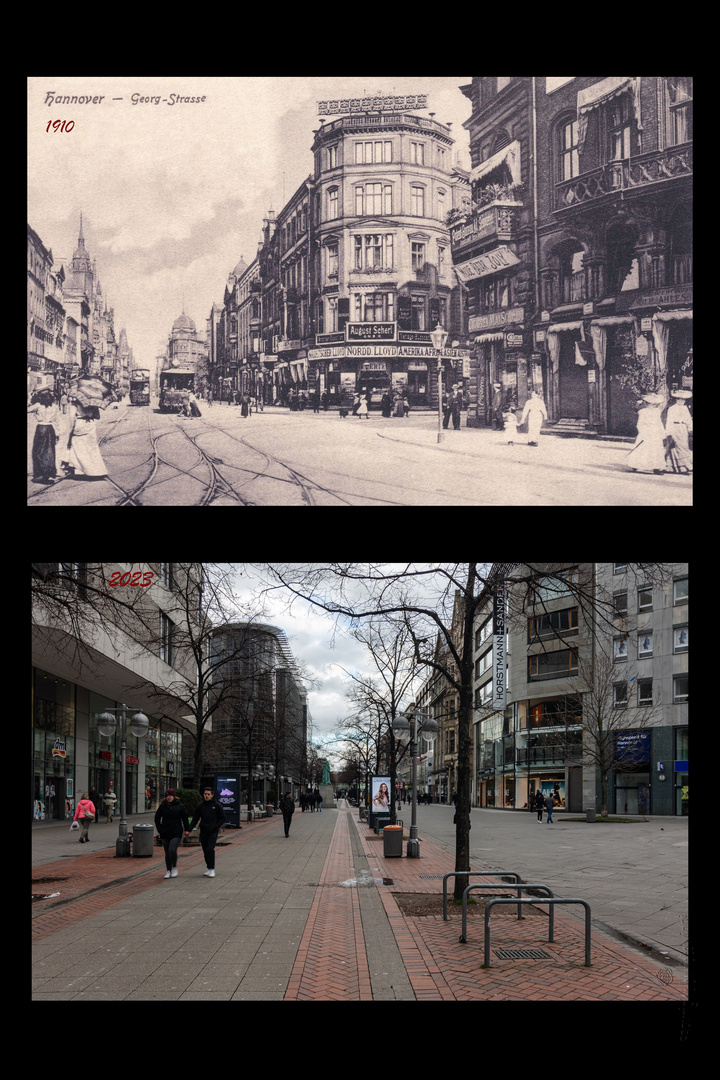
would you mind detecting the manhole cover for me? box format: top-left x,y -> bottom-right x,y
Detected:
494,948 -> 551,960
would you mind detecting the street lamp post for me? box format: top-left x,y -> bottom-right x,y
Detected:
392,710 -> 439,857
430,322 -> 449,445
97,705 -> 149,856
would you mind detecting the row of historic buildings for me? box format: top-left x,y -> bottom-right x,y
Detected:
453,77 -> 692,435
32,563 -> 310,821
210,78 -> 691,432
398,562 -> 689,817
27,218 -> 136,399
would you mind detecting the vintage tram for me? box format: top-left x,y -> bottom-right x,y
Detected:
129,369 -> 151,406
159,368 -> 195,413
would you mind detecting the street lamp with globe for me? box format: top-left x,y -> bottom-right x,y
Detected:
392,710 -> 439,857
430,323 -> 449,444
97,705 -> 149,856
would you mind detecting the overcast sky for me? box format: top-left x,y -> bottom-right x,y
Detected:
28,76 -> 471,374
227,564 -> 385,763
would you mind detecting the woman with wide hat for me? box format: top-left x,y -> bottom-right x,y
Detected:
664,390 -> 693,473
28,388 -> 60,483
626,392 -> 667,473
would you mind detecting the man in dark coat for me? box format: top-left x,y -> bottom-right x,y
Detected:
188,787 -> 225,877
280,792 -> 295,837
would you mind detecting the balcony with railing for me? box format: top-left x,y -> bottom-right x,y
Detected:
450,198 -> 520,259
555,142 -> 692,211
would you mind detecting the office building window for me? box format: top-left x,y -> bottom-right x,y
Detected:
411,185 -> 425,216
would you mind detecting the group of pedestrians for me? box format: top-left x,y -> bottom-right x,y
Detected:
534,789 -> 561,824
626,390 -> 693,474
154,787 -> 226,879
299,789 -> 323,813
28,387 -> 109,484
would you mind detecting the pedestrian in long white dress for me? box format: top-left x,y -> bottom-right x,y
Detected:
62,401 -> 109,479
520,391 -> 547,445
626,393 -> 667,474
664,390 -> 692,473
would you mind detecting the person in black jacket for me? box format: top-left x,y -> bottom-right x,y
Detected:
280,792 -> 295,837
534,789 -> 545,822
154,789 -> 190,878
187,788 -> 225,877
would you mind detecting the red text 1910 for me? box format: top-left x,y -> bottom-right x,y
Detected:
46,120 -> 75,133
108,571 -> 154,587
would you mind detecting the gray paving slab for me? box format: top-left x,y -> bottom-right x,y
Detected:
410,804 -> 689,965
32,806 -> 341,1000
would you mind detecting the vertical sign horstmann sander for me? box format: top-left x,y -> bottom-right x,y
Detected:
492,578 -> 507,710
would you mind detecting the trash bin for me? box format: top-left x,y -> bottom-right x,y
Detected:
383,824 -> 403,857
585,808 -> 597,822
132,822 -> 154,857
374,814 -> 391,834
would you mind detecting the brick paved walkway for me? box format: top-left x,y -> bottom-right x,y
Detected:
282,807 -> 688,1002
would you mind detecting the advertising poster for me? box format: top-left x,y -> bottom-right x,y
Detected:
215,774 -> 240,827
370,776 -> 392,812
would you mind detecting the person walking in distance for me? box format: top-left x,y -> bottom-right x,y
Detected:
544,790 -> 555,824
155,789 -> 190,878
187,787 -> 225,877
103,782 -> 117,823
534,789 -> 544,822
73,792 -> 96,844
280,791 -> 295,837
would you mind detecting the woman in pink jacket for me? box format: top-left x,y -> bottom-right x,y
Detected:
73,793 -> 96,844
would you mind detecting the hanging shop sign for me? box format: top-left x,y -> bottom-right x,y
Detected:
492,579 -> 507,710
317,94 -> 428,115
453,246 -> 521,283
470,307 -> 524,334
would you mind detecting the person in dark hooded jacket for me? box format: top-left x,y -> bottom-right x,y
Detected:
154,789 -> 190,878
187,787 -> 225,877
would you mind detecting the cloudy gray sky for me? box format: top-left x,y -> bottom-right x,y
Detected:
28,76 -> 471,374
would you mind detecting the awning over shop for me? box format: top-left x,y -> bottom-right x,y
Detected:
469,140 -> 521,187
577,77 -> 642,151
652,309 -> 692,382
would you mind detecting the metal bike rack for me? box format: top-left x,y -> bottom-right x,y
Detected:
483,897 -> 592,967
442,871 -> 522,921
460,883 -> 555,943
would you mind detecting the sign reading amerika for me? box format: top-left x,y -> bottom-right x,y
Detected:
492,580 -> 507,710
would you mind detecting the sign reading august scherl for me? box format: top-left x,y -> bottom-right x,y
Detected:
492,580 -> 507,710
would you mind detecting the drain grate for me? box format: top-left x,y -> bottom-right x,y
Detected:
419,874 -> 445,879
495,948 -> 551,960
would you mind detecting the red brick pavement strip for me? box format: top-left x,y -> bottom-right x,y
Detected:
349,813 -> 689,1002
32,817 -> 282,940
285,808 -> 372,1001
